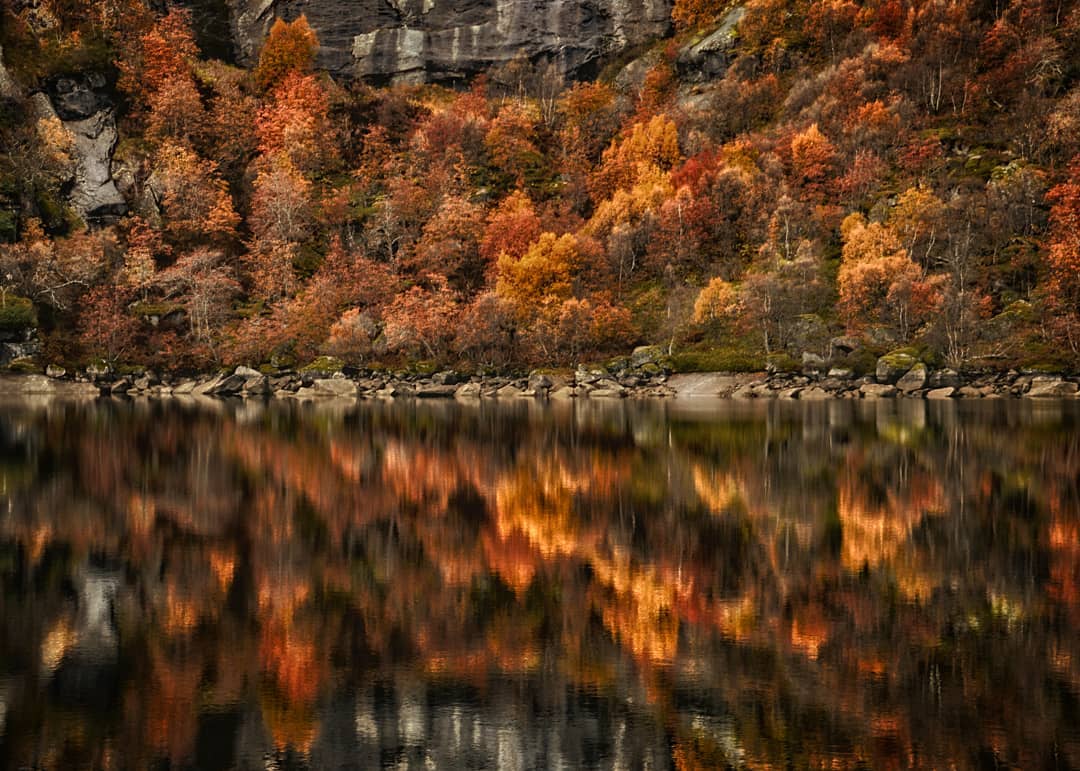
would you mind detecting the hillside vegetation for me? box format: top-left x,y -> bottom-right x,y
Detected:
1,0 -> 1079,374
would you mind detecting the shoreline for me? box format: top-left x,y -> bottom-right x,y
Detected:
3,364 -> 1079,401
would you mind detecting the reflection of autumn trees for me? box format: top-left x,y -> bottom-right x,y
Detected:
0,400 -> 1077,768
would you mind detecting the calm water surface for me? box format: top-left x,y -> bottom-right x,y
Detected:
0,397 -> 1078,770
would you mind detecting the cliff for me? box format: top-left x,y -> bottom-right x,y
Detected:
227,0 -> 672,83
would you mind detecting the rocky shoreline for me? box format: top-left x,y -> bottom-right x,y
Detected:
6,349 -> 1080,401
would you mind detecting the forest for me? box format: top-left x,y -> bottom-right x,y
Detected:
1,0 -> 1079,374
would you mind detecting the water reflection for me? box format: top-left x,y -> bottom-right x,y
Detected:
0,398 -> 1078,769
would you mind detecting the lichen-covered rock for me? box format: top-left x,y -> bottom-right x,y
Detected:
230,0 -> 672,83
875,351 -> 918,384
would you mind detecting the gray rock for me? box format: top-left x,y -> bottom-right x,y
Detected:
0,45 -> 22,99
454,382 -> 482,399
193,373 -> 226,395
588,387 -> 626,398
313,378 -> 358,397
676,6 -> 744,80
801,352 -> 827,371
830,336 -> 860,354
798,386 -> 831,400
231,0 -> 672,84
549,385 -> 579,399
432,370 -> 464,385
527,372 -> 554,391
172,380 -> 196,395
242,375 -> 270,395
827,367 -> 854,379
926,387 -> 955,399
928,368 -> 961,388
1025,376 -> 1079,398
415,383 -> 458,398
956,385 -> 983,398
496,384 -> 523,398
33,92 -> 127,222
896,363 -> 928,393
46,364 -> 66,379
860,383 -> 897,398
235,365 -> 263,378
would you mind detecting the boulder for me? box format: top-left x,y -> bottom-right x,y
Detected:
454,382 -> 482,399
896,363 -> 928,393
801,352 -> 827,372
875,351 -> 918,384
956,385 -> 983,398
415,383 -> 458,398
212,374 -> 249,395
242,375 -> 270,395
1025,376 -> 1079,398
172,380 -> 196,395
313,378 -> 358,398
860,383 -> 897,399
928,368 -> 962,388
549,385 -> 579,399
827,367 -> 854,379
527,372 -> 554,391
376,383 -> 411,398
926,387 -> 955,399
193,373 -> 226,395
830,336 -> 861,354
46,364 -> 66,379
630,345 -> 667,368
798,387 -> 831,400
496,384 -> 524,399
235,365 -> 263,378
432,370 -> 465,385
589,387 -> 626,398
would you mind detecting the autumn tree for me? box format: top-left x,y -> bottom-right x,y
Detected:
255,72 -> 335,173
409,195 -> 486,292
157,248 -> 240,358
1043,156 -> 1080,356
155,142 -> 240,248
479,190 -> 543,266
789,123 -> 836,196
254,16 -> 319,92
838,213 -> 943,342
590,116 -> 682,201
78,286 -> 141,366
382,275 -> 459,358
496,232 -> 582,320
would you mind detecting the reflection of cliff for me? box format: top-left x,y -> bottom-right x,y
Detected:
0,400 -> 1077,769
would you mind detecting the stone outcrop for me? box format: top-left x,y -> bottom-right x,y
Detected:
228,0 -> 672,83
31,74 -> 126,222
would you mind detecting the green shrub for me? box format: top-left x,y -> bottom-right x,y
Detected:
671,347 -> 766,372
0,296 -> 37,331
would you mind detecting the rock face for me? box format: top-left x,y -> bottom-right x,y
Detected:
31,75 -> 127,223
229,0 -> 672,83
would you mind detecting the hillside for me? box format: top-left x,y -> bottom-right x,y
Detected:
0,0 -> 1078,376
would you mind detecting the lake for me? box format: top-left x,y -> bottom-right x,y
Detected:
0,397 -> 1078,769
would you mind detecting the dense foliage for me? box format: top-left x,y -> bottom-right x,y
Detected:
1,0 -> 1079,372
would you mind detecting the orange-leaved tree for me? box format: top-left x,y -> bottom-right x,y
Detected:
254,16 -> 319,92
